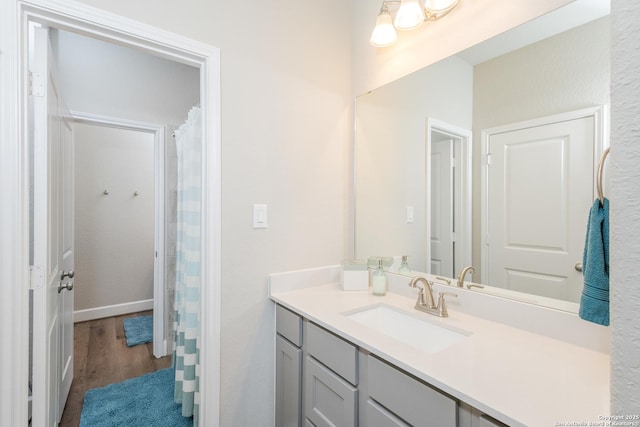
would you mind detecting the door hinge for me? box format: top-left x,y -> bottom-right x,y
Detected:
486,153 -> 492,165
28,71 -> 45,97
29,265 -> 45,290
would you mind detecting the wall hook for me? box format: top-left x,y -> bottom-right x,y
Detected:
103,189 -> 109,195
133,191 -> 140,196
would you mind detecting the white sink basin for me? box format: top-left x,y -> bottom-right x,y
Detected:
344,304 -> 469,354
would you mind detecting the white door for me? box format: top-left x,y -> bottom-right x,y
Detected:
59,114 -> 75,417
430,139 -> 454,276
31,25 -> 74,426
485,116 -> 594,302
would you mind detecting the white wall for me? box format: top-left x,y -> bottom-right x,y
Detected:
610,0 -> 640,414
74,123 -> 155,312
58,0 -> 353,424
472,16 -> 610,278
53,29 -> 199,126
355,56 -> 473,272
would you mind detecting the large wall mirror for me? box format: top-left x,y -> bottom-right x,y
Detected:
354,0 -> 610,312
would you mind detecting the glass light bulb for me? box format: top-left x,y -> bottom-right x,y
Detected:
394,0 -> 425,30
424,0 -> 458,13
370,9 -> 398,47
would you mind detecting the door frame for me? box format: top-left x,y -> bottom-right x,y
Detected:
0,1 -> 222,426
71,112 -> 168,357
425,117 -> 473,276
479,106 -> 608,285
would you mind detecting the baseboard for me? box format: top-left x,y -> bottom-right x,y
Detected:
74,299 -> 154,323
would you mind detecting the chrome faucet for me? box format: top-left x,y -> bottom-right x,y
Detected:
408,277 -> 457,317
456,266 -> 475,288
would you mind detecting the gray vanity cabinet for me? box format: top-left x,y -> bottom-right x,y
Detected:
276,305 -> 303,427
274,304 -> 505,427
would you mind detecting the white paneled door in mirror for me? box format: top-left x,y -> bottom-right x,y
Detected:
484,115 -> 594,303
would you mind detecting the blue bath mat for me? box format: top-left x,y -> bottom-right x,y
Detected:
80,368 -> 192,427
123,315 -> 153,347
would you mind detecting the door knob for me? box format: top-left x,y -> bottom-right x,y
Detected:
60,270 -> 74,280
57,281 -> 74,293
575,263 -> 583,272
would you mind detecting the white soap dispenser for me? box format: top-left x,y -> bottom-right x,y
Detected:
399,255 -> 411,275
372,258 -> 387,296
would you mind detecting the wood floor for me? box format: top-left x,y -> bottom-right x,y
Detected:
59,310 -> 172,427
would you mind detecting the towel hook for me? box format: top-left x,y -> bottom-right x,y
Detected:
597,147 -> 610,204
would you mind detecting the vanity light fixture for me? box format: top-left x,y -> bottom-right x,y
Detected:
370,0 -> 460,47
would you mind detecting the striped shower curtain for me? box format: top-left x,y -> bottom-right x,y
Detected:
172,106 -> 201,423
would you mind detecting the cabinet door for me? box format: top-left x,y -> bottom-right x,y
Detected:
276,334 -> 302,427
305,356 -> 357,427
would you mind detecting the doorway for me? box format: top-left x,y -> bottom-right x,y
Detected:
70,114 -> 169,359
15,2 -> 222,426
426,118 -> 473,278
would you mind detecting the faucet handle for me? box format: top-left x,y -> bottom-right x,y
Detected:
435,276 -> 452,286
437,292 -> 458,317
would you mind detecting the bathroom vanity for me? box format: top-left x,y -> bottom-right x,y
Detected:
270,266 -> 609,427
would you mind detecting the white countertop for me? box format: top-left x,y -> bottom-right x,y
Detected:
270,277 -> 610,426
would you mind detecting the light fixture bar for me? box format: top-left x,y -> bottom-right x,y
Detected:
424,0 -> 459,20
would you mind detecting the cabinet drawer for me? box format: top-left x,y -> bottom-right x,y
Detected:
306,322 -> 358,385
305,356 -> 357,427
366,399 -> 409,427
368,355 -> 457,427
276,304 -> 302,347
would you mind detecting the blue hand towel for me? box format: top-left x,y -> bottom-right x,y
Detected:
579,198 -> 609,326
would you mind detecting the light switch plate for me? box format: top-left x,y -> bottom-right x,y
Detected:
406,206 -> 414,223
253,204 -> 268,229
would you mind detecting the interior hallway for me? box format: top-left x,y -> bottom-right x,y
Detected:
59,311 -> 172,426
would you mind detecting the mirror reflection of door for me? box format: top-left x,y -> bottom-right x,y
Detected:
430,129 -> 466,277
484,114 -> 595,302
431,138 -> 454,276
